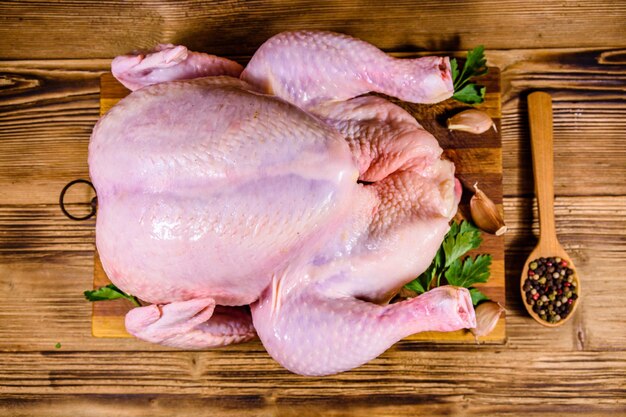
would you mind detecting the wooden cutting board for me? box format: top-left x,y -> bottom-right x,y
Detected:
93,68 -> 505,343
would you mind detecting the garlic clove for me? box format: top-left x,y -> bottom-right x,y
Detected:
447,109 -> 495,134
470,182 -> 507,235
470,301 -> 505,337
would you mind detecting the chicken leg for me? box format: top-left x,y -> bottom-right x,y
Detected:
252,284 -> 475,376
242,30 -> 454,108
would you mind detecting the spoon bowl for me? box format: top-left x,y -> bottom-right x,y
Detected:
520,245 -> 581,328
521,92 -> 581,327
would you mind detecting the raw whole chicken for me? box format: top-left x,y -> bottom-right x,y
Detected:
89,31 -> 476,376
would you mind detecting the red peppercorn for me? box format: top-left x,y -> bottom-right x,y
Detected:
568,299 -> 573,304
532,293 -> 539,300
546,262 -> 553,266
557,289 -> 563,295
560,260 -> 568,267
529,271 -> 535,276
564,282 -> 571,287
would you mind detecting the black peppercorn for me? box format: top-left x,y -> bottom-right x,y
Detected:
523,257 -> 578,324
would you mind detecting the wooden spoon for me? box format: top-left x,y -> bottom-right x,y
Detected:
520,91 -> 581,327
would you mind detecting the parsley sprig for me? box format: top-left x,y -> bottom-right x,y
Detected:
451,46 -> 488,104
84,284 -> 141,307
404,220 -> 492,305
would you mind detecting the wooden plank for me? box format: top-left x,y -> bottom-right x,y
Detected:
1,1 -> 626,59
0,205 -> 95,253
91,69 -> 505,343
0,61 -> 104,205
0,394 -> 624,417
0,350 -> 624,417
485,48 -> 626,197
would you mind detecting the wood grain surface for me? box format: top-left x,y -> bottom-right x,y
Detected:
92,70 -> 505,343
1,1 -> 626,59
1,1 -> 626,416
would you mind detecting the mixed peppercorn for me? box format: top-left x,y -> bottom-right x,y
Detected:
523,257 -> 578,324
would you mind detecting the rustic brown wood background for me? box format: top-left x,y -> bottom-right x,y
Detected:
1,1 -> 625,416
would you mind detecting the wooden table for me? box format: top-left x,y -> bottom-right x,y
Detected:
1,1 -> 625,415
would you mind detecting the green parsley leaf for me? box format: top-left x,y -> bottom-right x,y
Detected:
450,58 -> 459,83
445,254 -> 492,288
433,246 -> 444,288
442,220 -> 482,268
452,45 -> 488,104
404,273 -> 429,294
84,284 -> 141,307
452,84 -> 486,104
54,342 -> 61,349
454,45 -> 487,89
469,288 -> 490,306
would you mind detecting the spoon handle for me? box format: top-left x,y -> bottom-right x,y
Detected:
528,91 -> 558,246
